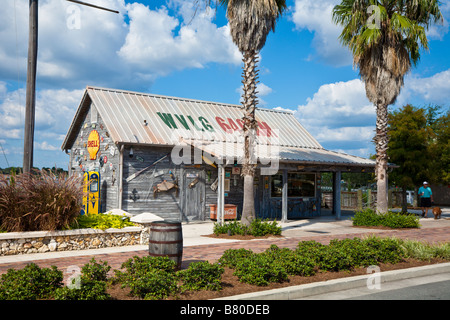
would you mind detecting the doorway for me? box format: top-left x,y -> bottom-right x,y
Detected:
181,168 -> 205,221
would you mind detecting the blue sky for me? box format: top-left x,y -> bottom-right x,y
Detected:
0,0 -> 449,169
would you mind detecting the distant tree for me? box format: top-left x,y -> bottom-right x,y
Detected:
388,105 -> 429,211
426,107 -> 450,185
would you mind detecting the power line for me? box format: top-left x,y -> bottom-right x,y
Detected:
0,141 -> 10,168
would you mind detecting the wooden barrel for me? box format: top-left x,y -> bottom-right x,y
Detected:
148,220 -> 183,269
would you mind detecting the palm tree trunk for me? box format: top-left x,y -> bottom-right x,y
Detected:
241,50 -> 259,226
375,103 -> 389,213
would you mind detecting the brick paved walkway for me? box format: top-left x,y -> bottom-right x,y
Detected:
1,226 -> 449,277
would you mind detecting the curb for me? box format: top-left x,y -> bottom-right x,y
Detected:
214,262 -> 450,300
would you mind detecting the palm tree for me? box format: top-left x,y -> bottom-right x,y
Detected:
332,0 -> 442,213
219,0 -> 287,225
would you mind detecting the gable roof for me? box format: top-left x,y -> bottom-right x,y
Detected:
61,86 -> 375,167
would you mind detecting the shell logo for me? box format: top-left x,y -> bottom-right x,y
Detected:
87,130 -> 100,160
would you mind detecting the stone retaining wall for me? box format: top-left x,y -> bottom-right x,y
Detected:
0,224 -> 151,256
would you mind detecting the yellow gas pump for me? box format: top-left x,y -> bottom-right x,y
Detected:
82,171 -> 100,215
81,172 -> 89,215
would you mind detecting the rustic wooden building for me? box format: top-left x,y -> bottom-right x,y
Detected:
61,86 -> 376,222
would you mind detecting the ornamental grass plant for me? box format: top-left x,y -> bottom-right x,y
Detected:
0,170 -> 83,232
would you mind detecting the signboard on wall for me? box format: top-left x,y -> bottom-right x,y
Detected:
87,130 -> 100,160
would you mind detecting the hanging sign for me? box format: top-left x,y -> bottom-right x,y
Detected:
87,130 -> 100,160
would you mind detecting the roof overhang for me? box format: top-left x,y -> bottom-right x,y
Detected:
182,140 -> 378,169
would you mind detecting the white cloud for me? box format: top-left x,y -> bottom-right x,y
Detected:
0,87 -> 83,135
257,83 -> 273,97
296,78 -> 375,157
297,79 -> 374,128
0,86 -> 83,167
236,82 -> 274,106
398,69 -> 450,106
296,67 -> 450,157
426,2 -> 450,40
273,106 -> 295,114
291,0 -> 352,66
314,126 -> 374,143
291,0 -> 449,66
0,82 -> 6,98
35,141 -> 59,151
0,0 -> 240,90
118,2 -> 240,75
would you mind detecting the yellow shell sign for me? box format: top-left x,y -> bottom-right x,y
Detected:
87,130 -> 100,160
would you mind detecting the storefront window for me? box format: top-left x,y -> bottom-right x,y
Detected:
270,172 -> 316,198
271,174 -> 283,197
288,173 -> 315,197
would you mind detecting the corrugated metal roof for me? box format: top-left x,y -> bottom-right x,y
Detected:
61,86 -> 375,167
184,141 -> 375,167
62,86 -> 322,150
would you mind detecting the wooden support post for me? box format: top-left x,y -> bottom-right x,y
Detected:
333,171 -> 341,220
281,169 -> 288,222
217,165 -> 225,225
388,189 -> 393,208
118,144 -> 124,209
357,189 -> 363,211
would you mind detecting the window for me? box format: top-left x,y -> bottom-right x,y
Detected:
288,173 -> 315,197
270,172 -> 316,198
270,174 -> 283,197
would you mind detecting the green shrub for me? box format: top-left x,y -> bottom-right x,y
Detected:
361,236 -> 404,264
113,256 -> 179,300
178,261 -> 224,291
381,211 -> 421,228
54,281 -> 110,300
352,208 -> 382,227
352,209 -> 420,229
127,269 -> 179,300
213,219 -> 281,237
294,237 -> 406,272
213,220 -> 248,236
0,170 -> 83,232
72,213 -> 135,230
54,258 -> 111,300
0,263 -> 63,300
80,257 -> 111,282
296,240 -> 327,263
318,241 -> 355,272
233,253 -> 289,286
218,248 -> 255,268
116,256 -> 177,279
250,219 -> 282,236
263,245 -> 316,276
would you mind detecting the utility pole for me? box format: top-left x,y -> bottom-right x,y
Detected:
22,0 -> 118,174
23,0 -> 38,174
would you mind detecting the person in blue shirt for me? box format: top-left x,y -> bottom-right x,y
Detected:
418,181 -> 433,218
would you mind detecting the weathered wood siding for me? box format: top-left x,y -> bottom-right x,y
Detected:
122,146 -> 182,219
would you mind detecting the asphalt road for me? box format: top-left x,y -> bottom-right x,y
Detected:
300,273 -> 450,300
351,278 -> 450,300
